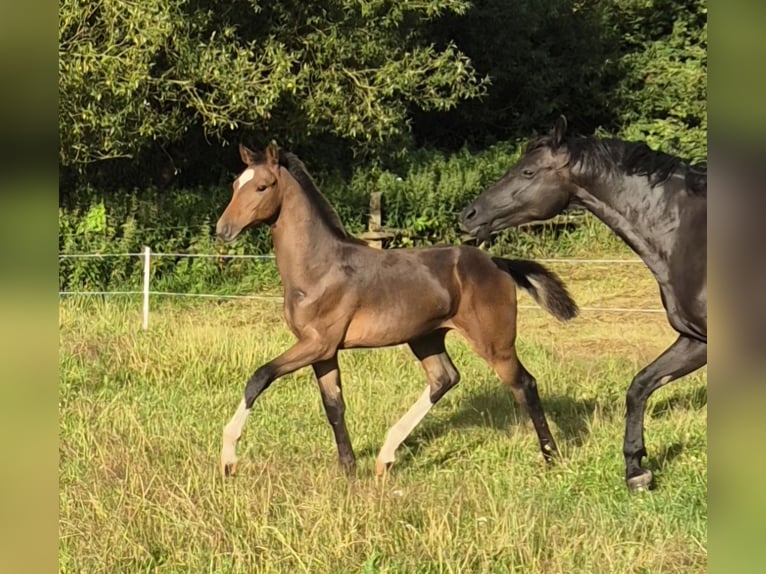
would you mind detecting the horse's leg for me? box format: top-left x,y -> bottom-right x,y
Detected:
375,330 -> 460,475
313,355 -> 356,474
491,352 -> 559,462
624,335 -> 707,491
452,269 -> 558,463
221,337 -> 336,477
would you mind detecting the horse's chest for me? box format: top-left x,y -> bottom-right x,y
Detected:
282,286 -> 338,336
282,288 -> 309,334
658,281 -> 707,340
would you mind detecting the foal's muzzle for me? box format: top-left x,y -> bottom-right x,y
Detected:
216,220 -> 236,243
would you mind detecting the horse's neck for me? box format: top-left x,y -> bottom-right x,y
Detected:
572,173 -> 680,272
270,181 -> 343,286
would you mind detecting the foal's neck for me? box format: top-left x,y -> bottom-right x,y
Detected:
270,174 -> 346,286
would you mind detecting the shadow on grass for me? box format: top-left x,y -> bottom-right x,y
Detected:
357,384 -> 596,463
357,381 -> 706,473
645,442 -> 687,489
650,384 -> 707,418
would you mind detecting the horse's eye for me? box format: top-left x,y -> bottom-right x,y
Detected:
522,168 -> 535,178
256,185 -> 267,192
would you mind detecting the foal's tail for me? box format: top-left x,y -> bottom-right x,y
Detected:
492,257 -> 579,322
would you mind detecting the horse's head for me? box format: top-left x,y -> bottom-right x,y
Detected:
216,143 -> 285,242
461,116 -> 578,242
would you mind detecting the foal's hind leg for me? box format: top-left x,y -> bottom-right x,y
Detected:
452,275 -> 558,462
492,354 -> 559,462
375,330 -> 460,475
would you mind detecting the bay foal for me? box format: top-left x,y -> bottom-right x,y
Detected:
216,143 -> 578,477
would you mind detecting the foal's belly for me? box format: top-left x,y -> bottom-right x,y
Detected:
341,297 -> 452,349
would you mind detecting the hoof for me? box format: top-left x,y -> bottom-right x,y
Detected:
221,440 -> 239,477
626,469 -> 653,491
340,461 -> 357,477
542,446 -> 560,465
375,459 -> 392,477
221,460 -> 238,478
221,448 -> 239,478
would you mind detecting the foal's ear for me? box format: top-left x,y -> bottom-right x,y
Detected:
552,115 -> 568,148
264,141 -> 279,168
239,144 -> 258,165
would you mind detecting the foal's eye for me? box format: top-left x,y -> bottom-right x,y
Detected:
256,184 -> 267,192
521,168 -> 535,178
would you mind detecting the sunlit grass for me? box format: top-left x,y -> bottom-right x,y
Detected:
59,264 -> 706,573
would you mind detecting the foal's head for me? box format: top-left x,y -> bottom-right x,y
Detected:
461,116 -> 578,241
216,143 -> 285,242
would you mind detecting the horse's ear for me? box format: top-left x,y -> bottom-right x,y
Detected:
265,141 -> 279,167
552,115 -> 568,148
239,144 -> 258,165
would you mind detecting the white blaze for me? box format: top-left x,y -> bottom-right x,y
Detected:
235,168 -> 255,191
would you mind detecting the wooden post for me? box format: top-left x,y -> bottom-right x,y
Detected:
368,192 -> 383,249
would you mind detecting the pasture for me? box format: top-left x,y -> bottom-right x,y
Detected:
59,262 -> 707,573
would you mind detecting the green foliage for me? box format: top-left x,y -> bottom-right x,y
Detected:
58,184 -> 282,293
414,0 -> 617,147
59,0 -> 705,294
59,142 -> 628,293
607,0 -> 707,161
59,0 -> 486,167
414,0 -> 707,161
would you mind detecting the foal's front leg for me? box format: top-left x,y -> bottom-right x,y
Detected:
221,337 -> 336,477
313,356 -> 356,473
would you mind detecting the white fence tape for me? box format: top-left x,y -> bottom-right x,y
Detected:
59,252 -> 644,264
58,250 -> 664,329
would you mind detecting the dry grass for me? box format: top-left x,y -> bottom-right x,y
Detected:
59,264 -> 706,573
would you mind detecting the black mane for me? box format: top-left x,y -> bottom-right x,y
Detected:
276,150 -> 366,243
527,135 -> 707,195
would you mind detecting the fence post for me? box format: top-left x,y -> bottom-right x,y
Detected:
142,246 -> 151,330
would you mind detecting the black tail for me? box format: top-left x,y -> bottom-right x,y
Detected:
492,257 -> 579,322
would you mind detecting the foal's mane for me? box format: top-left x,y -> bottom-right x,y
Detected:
527,135 -> 707,195
276,150 -> 366,243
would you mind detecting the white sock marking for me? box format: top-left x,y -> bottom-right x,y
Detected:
221,399 -> 250,467
377,386 -> 433,466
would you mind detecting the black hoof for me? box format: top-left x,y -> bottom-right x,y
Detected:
626,469 -> 653,491
340,458 -> 357,477
542,443 -> 560,465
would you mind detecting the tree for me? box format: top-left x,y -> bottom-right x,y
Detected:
412,0 -> 617,148
607,0 -> 707,161
411,0 -> 706,160
59,0 -> 487,168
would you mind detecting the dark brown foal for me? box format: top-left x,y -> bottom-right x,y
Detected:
216,143 -> 578,477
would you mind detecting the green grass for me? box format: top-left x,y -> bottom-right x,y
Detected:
59,266 -> 707,573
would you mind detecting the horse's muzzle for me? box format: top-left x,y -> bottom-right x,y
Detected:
460,205 -> 479,232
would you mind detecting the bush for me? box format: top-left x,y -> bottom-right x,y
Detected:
59,142 -> 627,294
608,0 -> 707,162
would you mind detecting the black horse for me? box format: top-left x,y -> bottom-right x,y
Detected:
461,117 -> 707,491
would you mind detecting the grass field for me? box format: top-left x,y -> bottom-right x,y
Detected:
59,262 -> 707,573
